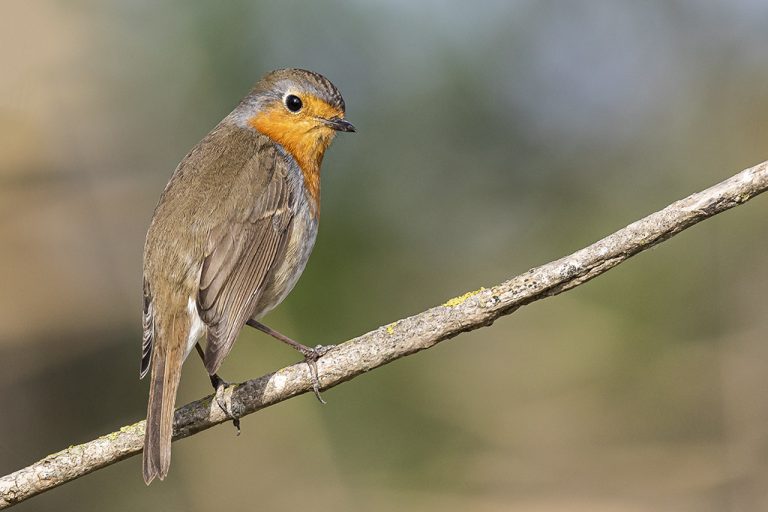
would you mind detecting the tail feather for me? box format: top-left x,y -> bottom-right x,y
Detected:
143,314 -> 186,485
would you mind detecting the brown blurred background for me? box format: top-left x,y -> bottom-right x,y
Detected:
2,1 -> 768,510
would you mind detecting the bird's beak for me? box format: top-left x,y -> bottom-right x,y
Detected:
322,117 -> 356,133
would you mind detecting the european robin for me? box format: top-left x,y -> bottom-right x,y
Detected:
140,68 -> 354,484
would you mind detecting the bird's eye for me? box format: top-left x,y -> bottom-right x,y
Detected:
285,94 -> 303,112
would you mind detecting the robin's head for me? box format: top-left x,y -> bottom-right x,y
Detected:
233,69 -> 354,172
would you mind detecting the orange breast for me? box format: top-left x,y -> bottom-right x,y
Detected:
249,104 -> 338,215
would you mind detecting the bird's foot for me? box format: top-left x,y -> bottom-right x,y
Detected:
297,345 -> 334,405
210,373 -> 241,435
243,320 -> 333,404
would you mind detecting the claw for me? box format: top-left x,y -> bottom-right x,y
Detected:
304,357 -> 326,404
211,375 -> 241,434
301,345 -> 333,404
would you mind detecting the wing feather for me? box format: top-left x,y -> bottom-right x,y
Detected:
140,278 -> 154,378
197,161 -> 294,374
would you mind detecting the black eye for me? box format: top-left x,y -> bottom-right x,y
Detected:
285,94 -> 302,112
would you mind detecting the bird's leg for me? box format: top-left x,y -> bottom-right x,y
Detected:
246,319 -> 332,358
245,319 -> 331,404
195,343 -> 240,434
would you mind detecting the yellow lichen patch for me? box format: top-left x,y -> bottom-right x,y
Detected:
385,321 -> 399,335
98,422 -> 142,442
119,422 -> 142,434
443,287 -> 486,307
104,431 -> 121,441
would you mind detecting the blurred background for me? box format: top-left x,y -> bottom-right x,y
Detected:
2,1 -> 768,510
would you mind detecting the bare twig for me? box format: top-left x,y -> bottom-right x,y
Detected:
2,160 -> 767,508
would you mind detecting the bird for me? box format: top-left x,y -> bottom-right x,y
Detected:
140,68 -> 355,484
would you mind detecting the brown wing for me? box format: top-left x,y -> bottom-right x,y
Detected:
197,159 -> 294,374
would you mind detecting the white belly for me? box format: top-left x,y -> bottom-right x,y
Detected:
185,295 -> 206,359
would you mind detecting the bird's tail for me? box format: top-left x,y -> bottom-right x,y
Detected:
143,313 -> 187,485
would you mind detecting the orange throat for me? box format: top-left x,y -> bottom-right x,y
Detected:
250,108 -> 338,215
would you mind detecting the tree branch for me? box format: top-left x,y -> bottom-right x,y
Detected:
2,160 -> 768,508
